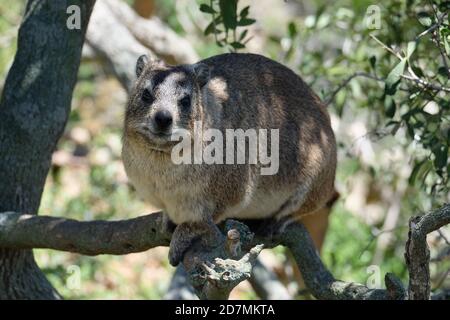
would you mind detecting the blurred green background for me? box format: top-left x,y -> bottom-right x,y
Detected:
0,0 -> 449,299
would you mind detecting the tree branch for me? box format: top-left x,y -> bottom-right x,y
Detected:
272,222 -> 390,299
86,0 -> 154,92
0,211 -> 171,255
0,203 -> 449,299
104,0 -> 199,65
325,72 -> 385,106
400,74 -> 450,93
405,203 -> 450,299
85,0 -> 200,93
164,265 -> 198,300
248,258 -> 293,300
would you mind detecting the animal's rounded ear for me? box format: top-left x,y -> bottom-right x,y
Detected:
136,54 -> 149,78
192,63 -> 210,88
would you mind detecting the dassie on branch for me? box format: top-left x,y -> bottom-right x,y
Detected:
122,53 -> 337,266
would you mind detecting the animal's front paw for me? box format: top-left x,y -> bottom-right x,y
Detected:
168,221 -> 223,266
168,223 -> 197,266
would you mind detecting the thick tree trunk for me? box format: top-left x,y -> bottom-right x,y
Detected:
0,0 -> 95,299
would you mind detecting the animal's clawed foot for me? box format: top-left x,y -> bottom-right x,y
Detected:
168,220 -> 223,266
168,222 -> 197,266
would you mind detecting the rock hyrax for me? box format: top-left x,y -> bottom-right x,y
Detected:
122,53 -> 337,265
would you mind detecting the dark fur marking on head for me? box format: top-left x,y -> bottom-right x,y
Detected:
152,67 -> 189,91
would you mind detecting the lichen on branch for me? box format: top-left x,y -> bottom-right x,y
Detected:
0,203 -> 449,300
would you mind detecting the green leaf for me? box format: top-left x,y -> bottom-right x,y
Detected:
405,121 -> 415,139
240,5 -> 250,18
409,160 -> 426,186
230,41 -> 245,49
439,1 -> 450,11
433,145 -> 448,170
204,21 -> 216,36
219,0 -> 238,30
411,65 -> 424,78
385,59 -> 406,95
335,90 -> 346,117
199,4 -> 217,14
443,35 -> 450,56
369,55 -> 376,70
406,41 -> 417,60
417,160 -> 433,185
239,29 -> 248,41
288,21 -> 297,38
237,18 -> 256,26
384,95 -> 396,118
438,66 -> 450,79
417,12 -> 433,27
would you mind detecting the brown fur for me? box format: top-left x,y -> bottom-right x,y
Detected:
122,53 -> 337,264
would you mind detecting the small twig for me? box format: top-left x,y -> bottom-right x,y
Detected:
438,229 -> 450,246
400,74 -> 450,92
427,10 -> 450,76
324,70 -> 416,106
370,33 -> 450,92
415,12 -> 448,40
359,225 -> 408,259
325,72 -> 384,106
370,34 -> 403,60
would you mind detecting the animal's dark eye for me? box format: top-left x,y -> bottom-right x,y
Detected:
141,88 -> 154,104
179,95 -> 191,109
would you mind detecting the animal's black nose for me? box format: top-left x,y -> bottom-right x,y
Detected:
154,110 -> 173,132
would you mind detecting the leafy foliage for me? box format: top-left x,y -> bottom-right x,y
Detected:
200,0 -> 255,51
208,0 -> 450,201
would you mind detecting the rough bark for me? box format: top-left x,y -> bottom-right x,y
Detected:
0,0 -> 96,299
405,204 -> 450,299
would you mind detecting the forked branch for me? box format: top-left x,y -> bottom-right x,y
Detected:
0,203 -> 449,299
